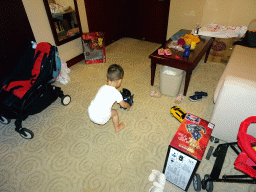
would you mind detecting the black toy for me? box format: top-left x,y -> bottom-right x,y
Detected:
120,88 -> 134,110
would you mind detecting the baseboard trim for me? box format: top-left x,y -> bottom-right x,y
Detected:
66,53 -> 84,68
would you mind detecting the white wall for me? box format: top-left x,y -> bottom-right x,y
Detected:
22,0 -> 89,62
22,0 -> 256,61
167,0 -> 256,40
201,0 -> 256,26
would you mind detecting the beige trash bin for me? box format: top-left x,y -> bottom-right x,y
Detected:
160,66 -> 184,97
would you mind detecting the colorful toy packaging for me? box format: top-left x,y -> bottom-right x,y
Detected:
170,113 -> 214,161
163,113 -> 214,190
81,32 -> 106,64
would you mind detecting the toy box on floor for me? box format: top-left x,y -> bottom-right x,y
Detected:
163,113 -> 214,191
82,32 -> 106,64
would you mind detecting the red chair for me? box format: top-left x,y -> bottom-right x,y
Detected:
193,116 -> 256,192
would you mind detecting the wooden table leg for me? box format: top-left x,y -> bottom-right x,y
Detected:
151,61 -> 157,86
204,39 -> 214,63
183,70 -> 192,96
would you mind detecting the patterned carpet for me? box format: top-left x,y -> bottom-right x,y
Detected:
1,37 -> 256,192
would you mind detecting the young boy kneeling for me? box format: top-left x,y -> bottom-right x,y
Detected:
88,64 -> 130,132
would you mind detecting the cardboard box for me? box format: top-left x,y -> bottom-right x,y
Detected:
170,113 -> 214,161
163,114 -> 214,191
208,37 -> 240,64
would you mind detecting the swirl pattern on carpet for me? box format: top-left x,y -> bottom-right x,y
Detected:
1,38 -> 250,191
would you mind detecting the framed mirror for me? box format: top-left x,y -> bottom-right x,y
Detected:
43,0 -> 82,46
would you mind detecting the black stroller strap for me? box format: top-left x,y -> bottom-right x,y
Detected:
9,85 -> 24,94
33,50 -> 41,64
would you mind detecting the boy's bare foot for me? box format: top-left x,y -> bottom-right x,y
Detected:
115,122 -> 125,132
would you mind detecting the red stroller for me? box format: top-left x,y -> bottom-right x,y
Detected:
193,116 -> 256,192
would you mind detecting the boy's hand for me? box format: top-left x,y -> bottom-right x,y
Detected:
120,100 -> 131,110
126,103 -> 131,111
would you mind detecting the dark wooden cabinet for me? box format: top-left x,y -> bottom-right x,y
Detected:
0,0 -> 35,80
84,0 -> 126,45
143,0 -> 171,44
123,0 -> 147,41
84,0 -> 170,45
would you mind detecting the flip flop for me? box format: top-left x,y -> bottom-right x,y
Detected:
150,91 -> 161,98
189,95 -> 202,102
175,94 -> 184,104
194,91 -> 208,97
164,48 -> 172,55
158,48 -> 165,55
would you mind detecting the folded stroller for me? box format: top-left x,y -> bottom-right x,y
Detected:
0,42 -> 71,139
193,116 -> 256,192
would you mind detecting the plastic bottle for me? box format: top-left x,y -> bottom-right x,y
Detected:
183,44 -> 191,57
194,23 -> 200,34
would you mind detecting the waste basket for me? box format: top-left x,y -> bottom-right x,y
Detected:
160,66 -> 184,97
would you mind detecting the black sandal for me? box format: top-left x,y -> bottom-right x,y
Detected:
194,91 -> 208,97
189,95 -> 202,102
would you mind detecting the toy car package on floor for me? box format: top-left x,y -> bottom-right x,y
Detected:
170,113 -> 214,161
163,113 -> 214,191
82,32 -> 106,64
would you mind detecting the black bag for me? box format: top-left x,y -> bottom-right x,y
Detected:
233,30 -> 256,47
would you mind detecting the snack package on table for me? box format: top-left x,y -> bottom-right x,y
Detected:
168,41 -> 184,52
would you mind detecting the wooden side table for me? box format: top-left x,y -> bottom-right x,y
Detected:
149,30 -> 214,96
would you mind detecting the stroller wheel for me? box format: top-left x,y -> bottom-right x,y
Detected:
61,95 -> 71,106
202,174 -> 213,192
19,128 -> 34,139
193,173 -> 202,191
0,115 -> 11,124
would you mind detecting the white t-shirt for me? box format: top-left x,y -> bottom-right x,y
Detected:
88,85 -> 123,124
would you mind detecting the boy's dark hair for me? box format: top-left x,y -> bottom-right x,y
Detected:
107,64 -> 124,81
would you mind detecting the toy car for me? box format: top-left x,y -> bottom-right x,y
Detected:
170,106 -> 186,122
